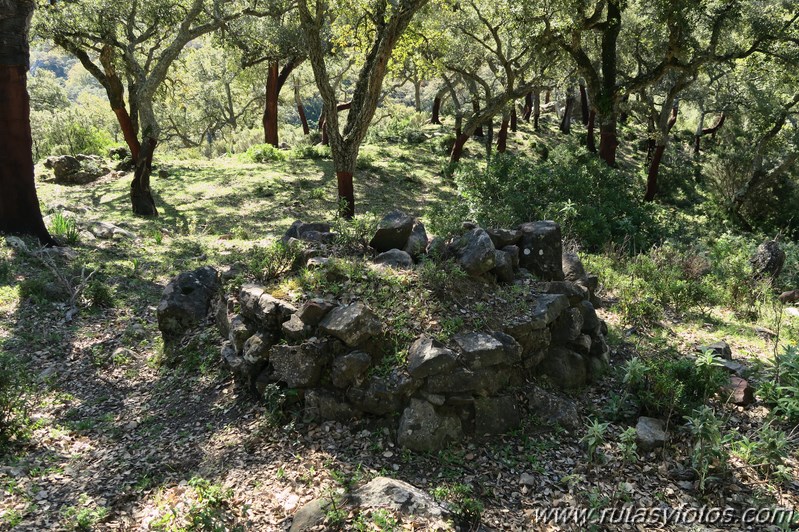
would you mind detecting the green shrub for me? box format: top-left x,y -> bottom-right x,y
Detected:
332,213 -> 380,255
247,240 -> 301,283
759,343 -> 799,421
244,143 -> 286,163
623,354 -> 728,418
290,143 -> 331,160
686,405 -> 729,491
449,144 -> 658,251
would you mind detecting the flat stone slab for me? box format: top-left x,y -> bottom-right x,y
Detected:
318,302 -> 381,347
636,416 -> 668,451
407,336 -> 457,378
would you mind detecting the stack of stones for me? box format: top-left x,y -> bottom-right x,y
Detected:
159,212 -> 610,451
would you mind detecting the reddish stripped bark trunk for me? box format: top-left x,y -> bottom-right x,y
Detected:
0,66 -> 55,244
586,110 -> 596,152
450,133 -> 469,164
431,95 -> 442,124
113,107 -> 141,161
336,171 -> 355,219
694,113 -> 725,155
263,61 -> 279,146
497,114 -> 509,153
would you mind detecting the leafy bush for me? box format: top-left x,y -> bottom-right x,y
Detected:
247,240 -> 301,283
370,103 -> 428,145
244,143 -> 286,163
332,212 -> 380,255
758,343 -> 799,421
289,143 -> 331,160
686,406 -> 729,491
447,145 -> 658,251
48,213 -> 79,245
623,354 -> 728,418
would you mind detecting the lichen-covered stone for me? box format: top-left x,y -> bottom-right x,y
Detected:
296,299 -> 336,326
450,228 -> 496,276
374,248 -> 413,269
347,370 -> 419,415
403,220 -> 428,259
424,366 -> 512,396
228,314 -> 255,352
269,339 -> 333,388
397,399 -> 462,452
492,249 -> 515,283
319,302 -> 381,347
331,351 -> 372,388
304,390 -> 360,422
407,336 -> 457,379
487,228 -> 522,248
541,347 -> 588,389
518,221 -> 564,281
281,314 -> 313,343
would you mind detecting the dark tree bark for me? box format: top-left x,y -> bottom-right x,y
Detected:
644,98 -> 680,202
544,89 -> 551,104
130,137 -> 157,215
533,90 -> 541,130
618,94 -> 630,124
522,92 -> 533,121
560,86 -> 575,134
497,112 -> 509,153
510,106 -> 517,132
597,0 -> 622,166
294,77 -> 309,135
431,95 -> 442,124
472,97 -> 484,137
579,81 -> 589,126
450,133 -> 469,164
694,112 -> 725,155
0,0 -> 54,244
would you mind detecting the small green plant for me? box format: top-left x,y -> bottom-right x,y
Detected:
760,344 -> 799,421
0,350 -> 32,451
353,508 -> 399,531
49,213 -> 79,244
332,212 -> 380,254
580,419 -> 610,464
247,240 -> 301,283
84,279 -> 115,308
619,426 -> 639,463
61,493 -> 109,530
686,406 -> 729,491
431,483 -> 483,528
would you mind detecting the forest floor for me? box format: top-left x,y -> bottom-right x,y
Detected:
1,129 -> 799,531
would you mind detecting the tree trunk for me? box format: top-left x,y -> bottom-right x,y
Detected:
644,98 -> 680,202
579,81 -> 589,126
472,98 -> 483,137
263,61 -> 279,146
693,110 -> 705,155
560,87 -> 575,134
0,66 -> 55,244
522,92 -> 533,121
294,77 -> 309,135
331,144 -> 357,219
586,110 -> 596,152
510,106 -> 517,132
413,79 -> 421,112
455,112 -> 462,137
450,133 -> 469,164
598,116 -> 618,166
497,113 -> 509,153
431,95 -> 442,124
0,2 -> 54,244
695,112 -> 726,154
544,89 -> 551,104
533,90 -> 541,130
618,94 -> 630,124
130,137 -> 158,216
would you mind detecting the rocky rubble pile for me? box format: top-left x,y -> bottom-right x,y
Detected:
157,212 -> 611,451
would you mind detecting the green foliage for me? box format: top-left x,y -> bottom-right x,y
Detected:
61,494 -> 109,530
623,354 -> 728,418
449,146 -> 658,251
150,477 -> 246,531
619,427 -> 638,463
30,99 -> 116,161
369,103 -> 428,145
353,508 -> 399,531
0,347 -> 32,453
85,279 -> 115,308
247,241 -> 301,283
48,213 -> 79,245
431,483 -> 483,527
289,143 -> 332,160
759,344 -> 799,421
244,143 -> 286,163
686,406 -> 729,491
332,213 -> 380,255
580,419 -> 609,464
733,423 -> 789,478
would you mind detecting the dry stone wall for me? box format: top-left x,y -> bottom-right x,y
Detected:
159,212 -> 611,452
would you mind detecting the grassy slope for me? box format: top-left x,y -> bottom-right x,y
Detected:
0,116 -> 797,529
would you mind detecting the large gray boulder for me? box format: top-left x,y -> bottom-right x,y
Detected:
331,351 -> 372,388
318,302 -> 381,347
450,228 -> 496,276
398,399 -> 462,452
157,266 -> 220,343
238,284 -> 297,329
369,211 -> 415,252
347,370 -> 419,415
454,331 -> 521,369
526,385 -> 581,430
518,221 -> 564,281
44,154 -> 109,184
